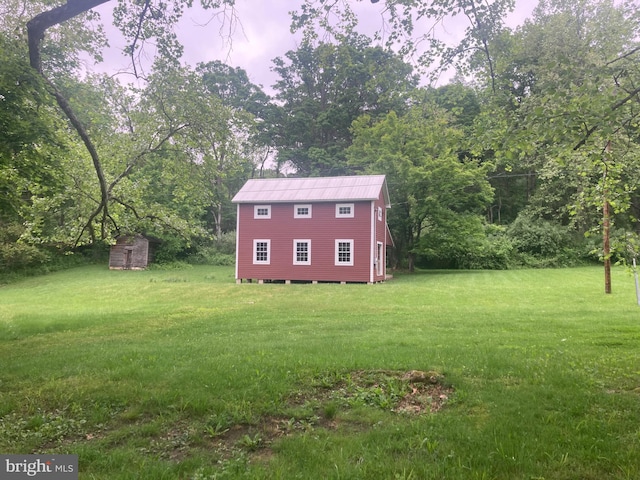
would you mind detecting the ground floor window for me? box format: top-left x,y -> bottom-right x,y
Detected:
335,239 -> 354,266
253,239 -> 271,264
293,240 -> 311,265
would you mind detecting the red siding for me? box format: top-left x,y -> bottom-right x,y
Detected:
236,201 -> 379,282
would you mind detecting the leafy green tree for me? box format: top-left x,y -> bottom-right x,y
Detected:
348,101 -> 493,270
18,61 -> 255,250
197,61 -> 279,177
0,32 -> 74,270
151,63 -> 257,240
479,0 -> 640,289
0,34 -> 66,219
292,0 -> 516,90
16,0 -> 239,244
1,0 -> 107,76
271,34 -> 418,176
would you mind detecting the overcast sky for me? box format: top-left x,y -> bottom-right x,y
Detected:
91,0 -> 537,93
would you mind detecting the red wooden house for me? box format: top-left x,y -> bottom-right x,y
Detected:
232,175 -> 392,284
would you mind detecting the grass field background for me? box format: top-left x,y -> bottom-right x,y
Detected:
1,265 -> 639,479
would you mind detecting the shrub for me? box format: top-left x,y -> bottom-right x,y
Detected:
458,225 -> 516,270
0,221 -> 49,271
187,232 -> 236,266
153,236 -> 188,264
506,213 -> 593,267
0,221 -> 106,284
416,218 -> 516,270
506,213 -> 573,257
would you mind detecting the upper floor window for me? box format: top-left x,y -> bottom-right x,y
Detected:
294,204 -> 312,218
336,203 -> 354,218
254,205 -> 271,219
377,207 -> 383,221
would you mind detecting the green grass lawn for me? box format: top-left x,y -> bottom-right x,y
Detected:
1,265 -> 639,479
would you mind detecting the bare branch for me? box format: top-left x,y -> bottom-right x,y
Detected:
129,0 -> 152,78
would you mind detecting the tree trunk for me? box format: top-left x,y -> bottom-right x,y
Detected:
214,204 -> 223,241
27,0 -> 112,243
27,0 -> 111,73
603,198 -> 612,294
603,142 -> 612,294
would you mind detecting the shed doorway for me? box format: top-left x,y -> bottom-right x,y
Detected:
124,248 -> 133,270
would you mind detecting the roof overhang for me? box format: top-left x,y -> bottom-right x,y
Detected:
232,175 -> 391,207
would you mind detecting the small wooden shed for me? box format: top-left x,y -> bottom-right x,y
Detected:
109,234 -> 160,270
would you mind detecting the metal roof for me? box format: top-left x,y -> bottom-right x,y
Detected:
232,175 -> 390,207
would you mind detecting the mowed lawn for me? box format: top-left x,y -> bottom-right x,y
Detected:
1,265 -> 639,479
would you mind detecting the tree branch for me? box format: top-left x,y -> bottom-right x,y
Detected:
27,0 -> 111,73
107,123 -> 190,193
573,86 -> 640,151
129,0 -> 152,78
606,45 -> 640,66
27,0 -> 112,244
44,77 -> 110,236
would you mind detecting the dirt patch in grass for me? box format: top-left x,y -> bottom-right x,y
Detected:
394,377 -> 452,414
71,370 -> 453,469
346,369 -> 452,415
197,369 -> 453,464
286,369 -> 452,411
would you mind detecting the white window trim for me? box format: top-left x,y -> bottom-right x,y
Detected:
253,239 -> 271,265
336,203 -> 354,218
335,239 -> 354,266
293,239 -> 311,265
294,204 -> 312,219
377,206 -> 383,221
254,205 -> 271,219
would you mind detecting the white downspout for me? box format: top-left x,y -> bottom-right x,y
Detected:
235,203 -> 240,281
370,201 -> 375,283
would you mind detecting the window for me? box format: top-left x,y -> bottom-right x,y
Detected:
335,239 -> 354,266
253,240 -> 271,264
294,204 -> 312,218
336,203 -> 354,218
254,205 -> 271,219
293,240 -> 311,265
377,207 -> 383,221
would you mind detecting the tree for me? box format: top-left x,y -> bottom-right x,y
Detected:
271,34 -> 418,176
155,63 -> 257,240
197,61 -> 279,177
15,69 -> 189,246
17,0 -> 239,244
348,98 -> 493,270
0,34 -> 67,219
291,0 -> 516,90
0,32 -> 73,270
481,0 -> 640,291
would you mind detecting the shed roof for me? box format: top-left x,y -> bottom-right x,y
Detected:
232,175 -> 390,207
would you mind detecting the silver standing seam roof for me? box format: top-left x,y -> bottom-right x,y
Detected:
232,175 -> 390,207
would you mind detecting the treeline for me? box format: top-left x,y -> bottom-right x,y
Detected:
1,0 -> 639,278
